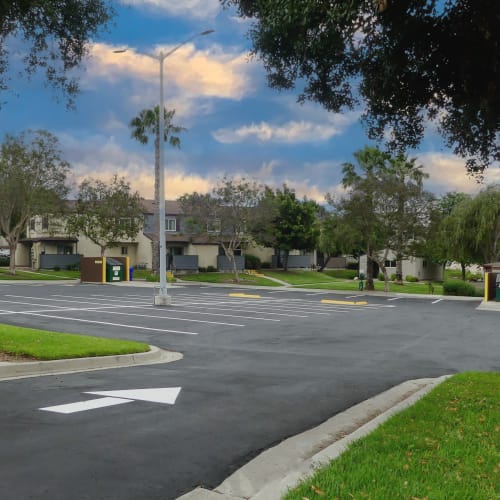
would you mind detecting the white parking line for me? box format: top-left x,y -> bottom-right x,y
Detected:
78,309 -> 245,327
21,312 -> 199,335
387,297 -> 401,301
432,299 -> 443,304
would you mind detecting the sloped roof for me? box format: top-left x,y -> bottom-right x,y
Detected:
140,199 -> 183,215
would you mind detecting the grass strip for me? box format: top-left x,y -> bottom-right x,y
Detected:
283,372 -> 500,500
179,272 -> 281,286
0,323 -> 149,360
0,268 -> 80,280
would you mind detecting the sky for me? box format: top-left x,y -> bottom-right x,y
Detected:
1,0 -> 499,204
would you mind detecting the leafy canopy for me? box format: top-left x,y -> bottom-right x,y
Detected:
0,129 -> 70,272
223,0 -> 500,174
66,175 -> 143,256
0,1 -> 114,108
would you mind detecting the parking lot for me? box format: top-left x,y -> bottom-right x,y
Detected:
0,282 -> 498,499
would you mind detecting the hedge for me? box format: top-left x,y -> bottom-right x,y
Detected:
443,280 -> 477,296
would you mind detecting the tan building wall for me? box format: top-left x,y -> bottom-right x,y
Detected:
245,241 -> 273,264
187,243 -> 218,268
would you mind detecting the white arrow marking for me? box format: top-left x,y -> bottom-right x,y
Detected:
40,397 -> 133,414
85,387 -> 181,405
39,387 -> 181,414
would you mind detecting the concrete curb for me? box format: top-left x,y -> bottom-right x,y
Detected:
177,375 -> 450,500
476,300 -> 500,312
0,345 -> 182,381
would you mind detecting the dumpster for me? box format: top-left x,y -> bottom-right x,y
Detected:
129,266 -> 134,281
106,258 -> 124,282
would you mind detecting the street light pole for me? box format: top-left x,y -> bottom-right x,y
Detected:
114,30 -> 214,306
154,29 -> 214,306
156,50 -> 169,304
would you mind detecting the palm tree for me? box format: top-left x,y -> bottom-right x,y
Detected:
130,106 -> 185,274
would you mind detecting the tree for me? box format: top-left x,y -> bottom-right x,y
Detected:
317,208 -> 343,272
0,130 -> 70,274
338,146 -> 431,290
130,107 -> 185,275
223,0 -> 499,174
0,1 -> 114,108
254,186 -> 320,271
438,196 -> 478,280
179,177 -> 265,282
416,192 -> 472,280
66,175 -> 143,257
439,185 -> 500,276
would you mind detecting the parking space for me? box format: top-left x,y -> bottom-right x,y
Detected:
0,285 -> 397,341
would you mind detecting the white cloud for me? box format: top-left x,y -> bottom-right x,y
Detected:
420,152 -> 500,194
118,0 -> 220,19
59,132 -> 217,200
85,42 -> 254,103
213,113 -> 358,144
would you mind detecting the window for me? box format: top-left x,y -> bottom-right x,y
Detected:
384,260 -> 397,268
121,246 -> 128,255
42,216 -> 49,230
207,218 -> 221,233
29,218 -> 36,231
166,217 -> 176,232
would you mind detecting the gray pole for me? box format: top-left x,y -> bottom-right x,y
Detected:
154,52 -> 171,305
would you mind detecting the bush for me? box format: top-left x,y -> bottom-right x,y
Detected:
390,273 -> 397,281
443,280 -> 477,296
53,265 -> 60,271
325,269 -> 358,279
405,275 -> 418,282
377,272 -> 385,281
347,262 -> 359,270
206,265 -> 217,272
198,267 -> 206,272
245,254 -> 261,270
0,256 -> 10,266
260,262 -> 271,269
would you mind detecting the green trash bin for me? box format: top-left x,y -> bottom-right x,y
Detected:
496,274 -> 500,302
106,258 -> 124,282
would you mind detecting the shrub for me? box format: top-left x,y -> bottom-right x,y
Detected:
245,254 -> 261,270
325,269 -> 358,279
198,267 -> 206,272
53,265 -> 60,271
405,275 -> 418,282
347,262 -> 359,270
206,265 -> 217,272
260,262 -> 271,269
377,272 -> 385,281
0,256 -> 10,266
390,273 -> 397,281
443,280 -> 477,296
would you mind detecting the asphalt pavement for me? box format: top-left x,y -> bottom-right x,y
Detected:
0,281 -> 498,500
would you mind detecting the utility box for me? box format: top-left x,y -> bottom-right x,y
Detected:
106,258 -> 124,282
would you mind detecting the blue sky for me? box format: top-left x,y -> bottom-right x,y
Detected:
1,0 -> 498,202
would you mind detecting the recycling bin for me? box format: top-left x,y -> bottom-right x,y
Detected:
106,258 -> 124,282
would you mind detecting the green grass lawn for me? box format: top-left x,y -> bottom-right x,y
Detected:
179,272 -> 281,287
0,267 -> 80,280
284,372 -> 499,500
0,323 -> 149,360
262,270 -> 338,285
261,271 -> 445,294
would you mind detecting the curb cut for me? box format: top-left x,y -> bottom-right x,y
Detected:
0,345 -> 182,381
177,375 -> 450,500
